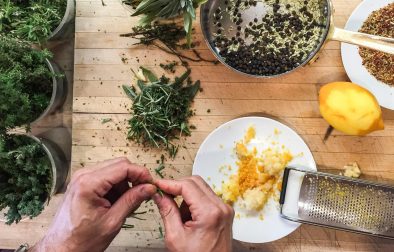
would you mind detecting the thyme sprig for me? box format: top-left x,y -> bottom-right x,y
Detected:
123,67 -> 200,158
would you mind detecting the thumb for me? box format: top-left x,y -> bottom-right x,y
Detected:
153,193 -> 184,235
108,184 -> 156,223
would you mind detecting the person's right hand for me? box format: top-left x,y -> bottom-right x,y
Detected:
153,176 -> 234,252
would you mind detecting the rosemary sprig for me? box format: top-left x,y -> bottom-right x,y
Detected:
123,67 -> 200,158
122,223 -> 135,229
130,210 -> 148,220
155,163 -> 165,178
158,225 -> 164,238
157,188 -> 164,197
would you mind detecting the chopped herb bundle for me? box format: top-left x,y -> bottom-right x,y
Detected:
123,67 -> 199,158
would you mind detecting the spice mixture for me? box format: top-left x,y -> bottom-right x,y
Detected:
216,127 -> 293,213
211,0 -> 328,76
359,3 -> 394,86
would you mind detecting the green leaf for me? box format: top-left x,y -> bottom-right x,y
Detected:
183,12 -> 193,47
174,69 -> 191,86
140,67 -> 158,82
184,80 -> 200,98
122,85 -> 137,99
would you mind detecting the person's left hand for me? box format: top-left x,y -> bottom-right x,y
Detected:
31,157 -> 156,252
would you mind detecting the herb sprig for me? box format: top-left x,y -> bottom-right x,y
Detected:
123,67 -> 199,158
121,23 -> 218,65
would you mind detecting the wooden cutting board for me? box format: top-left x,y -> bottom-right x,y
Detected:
1,0 -> 394,251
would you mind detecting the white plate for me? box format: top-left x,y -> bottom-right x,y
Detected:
192,117 -> 316,243
341,0 -> 394,110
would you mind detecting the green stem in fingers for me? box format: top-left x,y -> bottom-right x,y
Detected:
157,188 -> 164,197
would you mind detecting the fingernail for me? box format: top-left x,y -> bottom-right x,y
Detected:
152,193 -> 162,203
140,184 -> 157,197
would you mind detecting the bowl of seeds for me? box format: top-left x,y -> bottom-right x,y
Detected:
201,0 -> 330,77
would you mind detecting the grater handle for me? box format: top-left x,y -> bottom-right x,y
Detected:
279,167 -> 291,205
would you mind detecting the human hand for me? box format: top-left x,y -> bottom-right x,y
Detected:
31,158 -> 156,252
153,176 -> 234,252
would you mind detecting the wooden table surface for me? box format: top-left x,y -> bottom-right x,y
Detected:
2,0 -> 394,251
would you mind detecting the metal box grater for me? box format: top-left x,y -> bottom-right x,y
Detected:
279,167 -> 394,239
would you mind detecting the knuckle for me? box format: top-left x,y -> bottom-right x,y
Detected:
182,178 -> 197,189
209,207 -> 222,219
117,157 -> 129,163
165,238 -> 175,250
71,175 -> 90,196
191,175 -> 203,182
159,203 -> 174,219
165,232 -> 178,249
106,218 -> 121,231
71,169 -> 85,181
222,205 -> 234,219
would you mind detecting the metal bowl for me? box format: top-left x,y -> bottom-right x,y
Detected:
200,0 -> 331,78
31,60 -> 67,125
0,134 -> 68,223
48,0 -> 75,41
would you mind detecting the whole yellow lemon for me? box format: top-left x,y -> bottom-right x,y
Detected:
319,82 -> 384,136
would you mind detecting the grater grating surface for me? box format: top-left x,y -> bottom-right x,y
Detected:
280,167 -> 394,239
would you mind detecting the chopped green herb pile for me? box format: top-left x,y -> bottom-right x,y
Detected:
130,0 -> 207,46
0,36 -> 56,133
160,61 -> 178,73
0,0 -> 67,43
0,134 -> 52,225
123,67 -> 200,158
